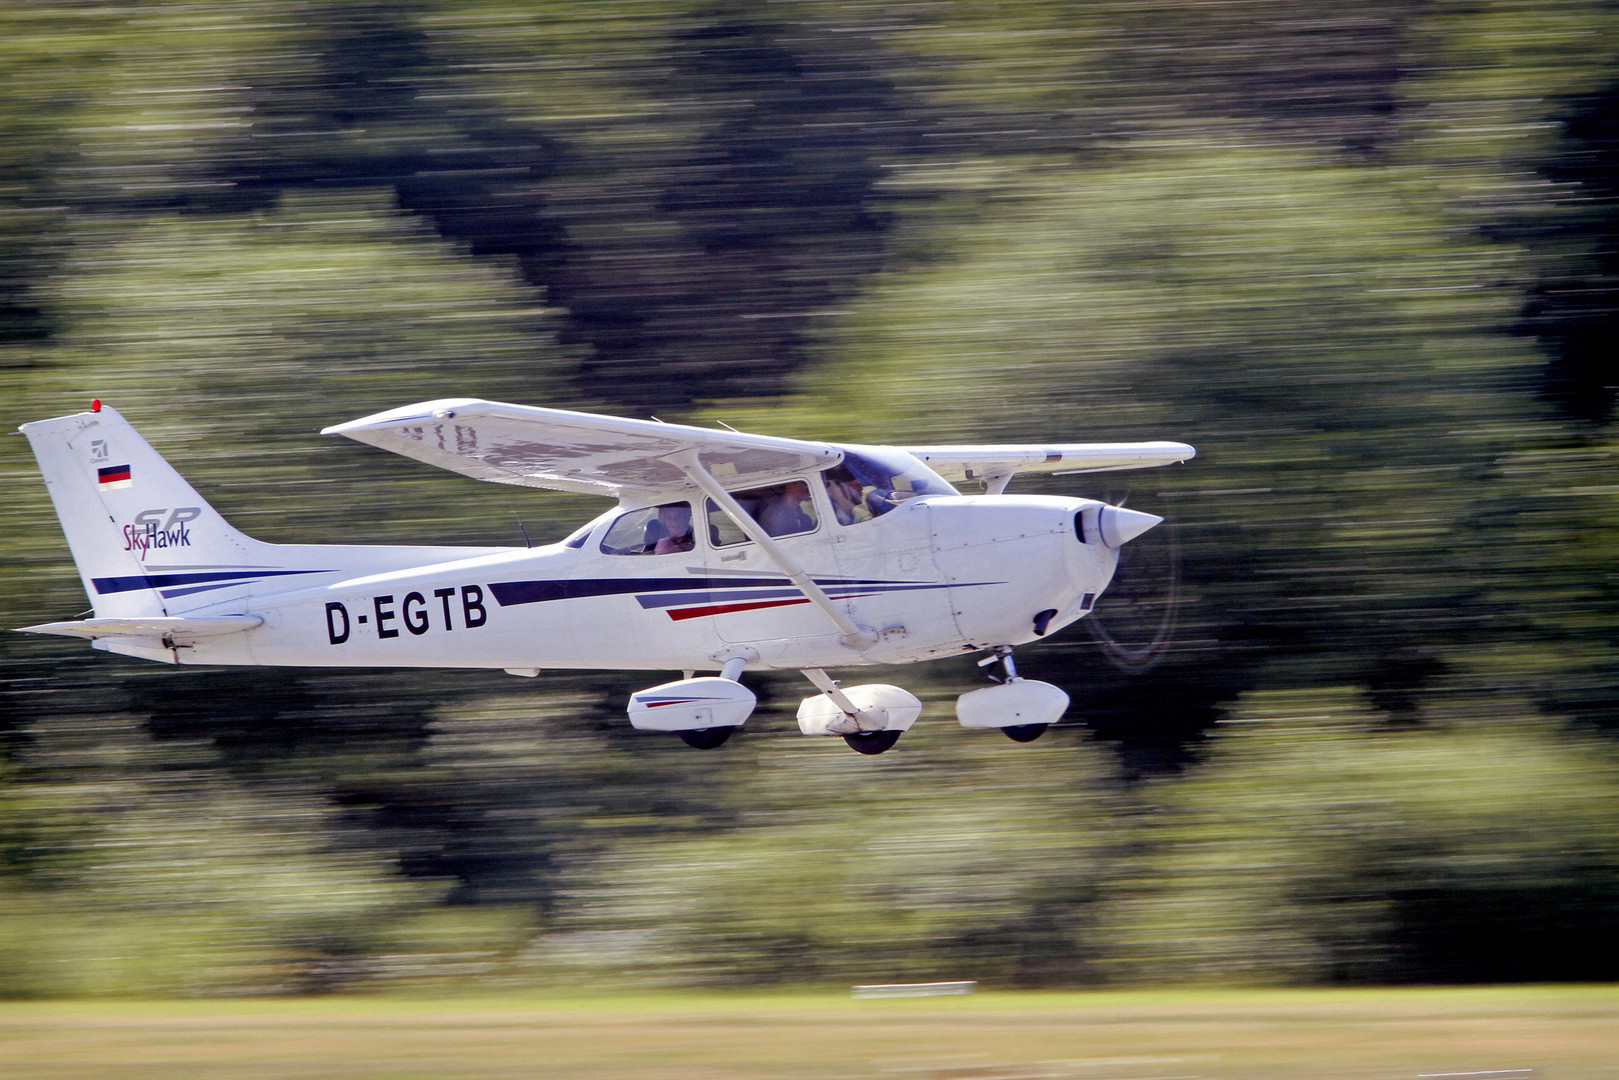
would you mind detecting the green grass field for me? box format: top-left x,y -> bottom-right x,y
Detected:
3,986 -> 1616,1080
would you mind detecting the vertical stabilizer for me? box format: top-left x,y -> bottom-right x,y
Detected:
20,404 -> 269,618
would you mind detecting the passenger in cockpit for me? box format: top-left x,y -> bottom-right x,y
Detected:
826,471 -> 872,525
759,480 -> 815,537
842,456 -> 904,518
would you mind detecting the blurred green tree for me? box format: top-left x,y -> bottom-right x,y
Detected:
1103,689 -> 1619,983
0,712 -> 520,997
519,726 -> 1127,987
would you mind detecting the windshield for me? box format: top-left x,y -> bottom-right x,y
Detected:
823,446 -> 956,523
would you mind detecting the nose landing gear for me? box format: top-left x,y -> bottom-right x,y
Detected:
956,646 -> 1070,742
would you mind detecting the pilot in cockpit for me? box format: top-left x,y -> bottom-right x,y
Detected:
825,458 -> 903,523
651,503 -> 694,554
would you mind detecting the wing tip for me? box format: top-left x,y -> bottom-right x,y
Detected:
322,398 -> 493,437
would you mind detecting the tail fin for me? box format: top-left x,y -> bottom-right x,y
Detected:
20,404 -> 274,618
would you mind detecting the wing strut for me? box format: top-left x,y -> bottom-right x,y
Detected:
670,451 -> 877,651
801,667 -> 866,722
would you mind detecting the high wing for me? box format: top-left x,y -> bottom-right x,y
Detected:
907,442 -> 1196,490
323,398 -> 841,499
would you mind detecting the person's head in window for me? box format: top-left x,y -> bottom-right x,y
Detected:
603,502 -> 695,555
653,503 -> 694,553
827,473 -> 871,525
759,480 -> 815,537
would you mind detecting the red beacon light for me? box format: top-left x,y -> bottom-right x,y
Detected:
91,399 -> 101,412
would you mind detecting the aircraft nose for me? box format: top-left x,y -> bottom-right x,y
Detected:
1098,505 -> 1162,548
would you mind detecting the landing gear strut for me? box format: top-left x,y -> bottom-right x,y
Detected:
979,643 -> 1020,683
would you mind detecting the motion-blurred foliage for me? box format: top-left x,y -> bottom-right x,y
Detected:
523,724 -> 1124,987
0,0 -> 1616,994
1105,690 -> 1619,984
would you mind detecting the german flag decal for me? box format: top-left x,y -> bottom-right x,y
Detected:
97,464 -> 132,489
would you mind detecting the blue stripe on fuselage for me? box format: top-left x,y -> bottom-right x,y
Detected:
488,575 -> 974,609
92,568 -> 334,596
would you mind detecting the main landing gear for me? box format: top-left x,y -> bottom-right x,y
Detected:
796,669 -> 921,755
626,657 -> 754,749
955,646 -> 1070,742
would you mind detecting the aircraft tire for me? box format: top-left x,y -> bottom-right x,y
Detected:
1001,723 -> 1048,743
678,727 -> 734,749
843,730 -> 901,755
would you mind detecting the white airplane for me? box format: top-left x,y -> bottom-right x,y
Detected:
19,399 -> 1193,754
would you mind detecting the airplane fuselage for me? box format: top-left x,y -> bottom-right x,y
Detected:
103,494 -> 1118,672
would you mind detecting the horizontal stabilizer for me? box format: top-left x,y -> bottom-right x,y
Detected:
19,615 -> 263,642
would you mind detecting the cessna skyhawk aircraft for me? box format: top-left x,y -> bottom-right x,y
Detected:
19,399 -> 1193,754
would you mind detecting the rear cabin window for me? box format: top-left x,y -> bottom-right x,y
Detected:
600,502 -> 695,555
706,480 -> 818,546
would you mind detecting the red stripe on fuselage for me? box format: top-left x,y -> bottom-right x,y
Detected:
666,596 -> 812,621
664,591 -> 883,622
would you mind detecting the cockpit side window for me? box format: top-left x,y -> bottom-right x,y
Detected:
706,480 -> 818,546
600,502 -> 695,555
826,449 -> 955,523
